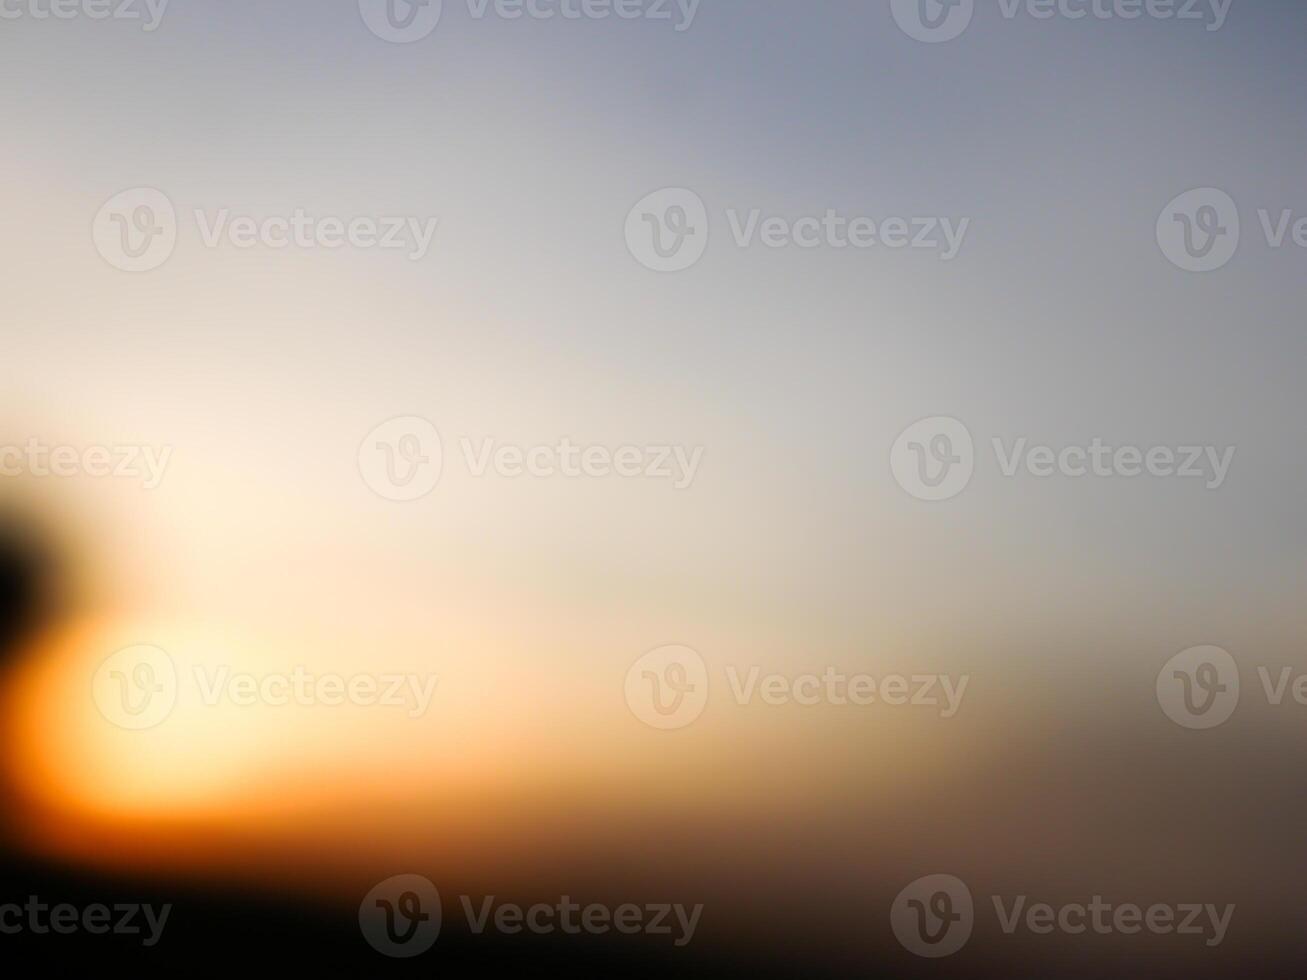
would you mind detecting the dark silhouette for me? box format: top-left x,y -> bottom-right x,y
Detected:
0,511 -> 54,667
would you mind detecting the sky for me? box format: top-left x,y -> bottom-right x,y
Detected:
2,0 -> 1307,972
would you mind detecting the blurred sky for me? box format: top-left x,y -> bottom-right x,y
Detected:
3,0 -> 1307,969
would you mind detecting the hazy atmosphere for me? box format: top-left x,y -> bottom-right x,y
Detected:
3,1 -> 1306,975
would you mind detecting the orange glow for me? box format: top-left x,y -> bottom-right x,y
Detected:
2,616 -> 981,898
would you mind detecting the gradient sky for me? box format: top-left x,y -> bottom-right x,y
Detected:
3,1 -> 1307,971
